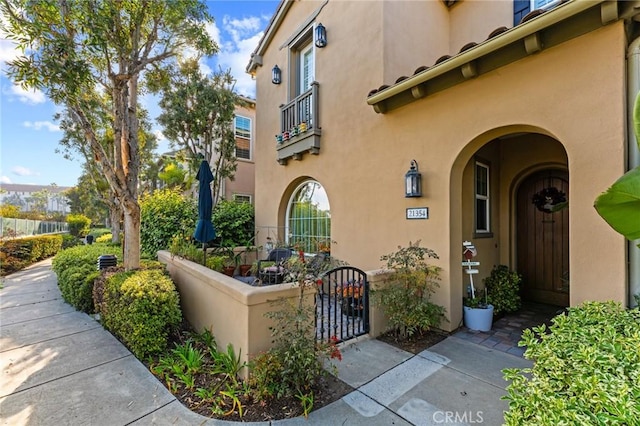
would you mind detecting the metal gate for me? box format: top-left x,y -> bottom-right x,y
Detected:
316,266 -> 369,343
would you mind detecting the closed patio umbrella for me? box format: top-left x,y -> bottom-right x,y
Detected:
193,159 -> 216,264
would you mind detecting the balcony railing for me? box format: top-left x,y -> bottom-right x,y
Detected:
277,82 -> 322,165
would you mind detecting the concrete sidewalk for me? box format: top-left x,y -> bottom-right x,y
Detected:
1,259 -> 530,425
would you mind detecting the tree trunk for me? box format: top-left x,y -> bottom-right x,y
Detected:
109,203 -> 122,244
122,196 -> 140,270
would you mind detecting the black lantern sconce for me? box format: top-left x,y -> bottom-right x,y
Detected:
405,160 -> 422,198
315,23 -> 327,48
271,65 -> 281,85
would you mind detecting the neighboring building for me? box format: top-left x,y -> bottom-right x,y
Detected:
157,97 -> 256,204
247,0 -> 639,331
0,183 -> 72,214
226,96 -> 256,203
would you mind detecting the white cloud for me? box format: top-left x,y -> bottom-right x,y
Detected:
208,15 -> 266,99
23,121 -> 60,132
0,39 -> 18,65
5,83 -> 46,104
12,166 -> 39,177
1,176 -> 12,184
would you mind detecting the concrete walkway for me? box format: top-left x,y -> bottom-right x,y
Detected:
1,260 -> 531,425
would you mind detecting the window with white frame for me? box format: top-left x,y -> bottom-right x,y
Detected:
233,194 -> 252,204
234,116 -> 251,160
299,42 -> 314,95
531,0 -> 560,10
475,161 -> 490,234
286,180 -> 331,253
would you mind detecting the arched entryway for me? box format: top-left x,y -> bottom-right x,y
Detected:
516,169 -> 569,307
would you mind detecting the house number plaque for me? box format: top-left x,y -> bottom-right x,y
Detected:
406,207 -> 429,220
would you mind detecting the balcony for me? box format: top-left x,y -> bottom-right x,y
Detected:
276,82 -> 321,165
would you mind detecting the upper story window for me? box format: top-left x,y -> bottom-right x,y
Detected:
475,161 -> 490,234
234,115 -> 251,160
299,42 -> 314,95
531,0 -> 560,10
286,180 -> 331,253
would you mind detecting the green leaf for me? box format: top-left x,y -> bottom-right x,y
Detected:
594,166 -> 640,241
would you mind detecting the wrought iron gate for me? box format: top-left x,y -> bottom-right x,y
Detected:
316,266 -> 369,343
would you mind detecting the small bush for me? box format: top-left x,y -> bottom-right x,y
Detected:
61,234 -> 83,249
372,241 -> 447,338
52,243 -> 121,312
67,214 -> 91,237
88,228 -> 111,239
100,269 -> 182,359
140,189 -> 197,258
0,234 -> 63,275
212,200 -> 254,247
503,301 -> 640,425
95,233 -> 112,243
484,265 -> 522,316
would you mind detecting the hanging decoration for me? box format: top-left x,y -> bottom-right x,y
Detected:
532,186 -> 567,213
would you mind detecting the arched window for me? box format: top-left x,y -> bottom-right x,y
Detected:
286,180 -> 331,253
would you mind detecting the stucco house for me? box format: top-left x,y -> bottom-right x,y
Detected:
157,97 -> 257,203
246,0 -> 640,332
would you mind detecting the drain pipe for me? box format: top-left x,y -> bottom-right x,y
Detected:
626,36 -> 640,306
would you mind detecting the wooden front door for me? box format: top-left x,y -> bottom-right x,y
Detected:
516,169 -> 569,306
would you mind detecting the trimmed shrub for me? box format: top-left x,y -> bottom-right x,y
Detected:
67,214 -> 91,237
503,301 -> 640,425
52,243 -> 121,313
61,234 -> 83,249
95,233 -> 112,243
484,265 -> 522,317
140,189 -> 197,258
100,269 -> 182,359
212,200 -> 254,247
0,234 -> 63,275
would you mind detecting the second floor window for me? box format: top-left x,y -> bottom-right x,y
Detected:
234,116 -> 251,160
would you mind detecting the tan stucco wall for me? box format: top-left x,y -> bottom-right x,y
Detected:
382,1 -> 450,82
253,2 -> 628,331
448,0 -> 513,53
158,251 -> 313,377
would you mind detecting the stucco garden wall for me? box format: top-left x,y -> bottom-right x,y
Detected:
157,251 -> 314,377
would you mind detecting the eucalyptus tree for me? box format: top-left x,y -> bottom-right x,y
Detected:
154,58 -> 240,207
1,0 -> 216,269
57,104 -> 159,243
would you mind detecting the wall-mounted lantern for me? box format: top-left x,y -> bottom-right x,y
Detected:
405,160 -> 422,198
272,65 -> 281,84
315,23 -> 327,48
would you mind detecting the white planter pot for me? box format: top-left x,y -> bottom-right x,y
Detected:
463,304 -> 494,331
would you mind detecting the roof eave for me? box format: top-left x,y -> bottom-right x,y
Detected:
367,0 -> 612,113
246,0 -> 293,75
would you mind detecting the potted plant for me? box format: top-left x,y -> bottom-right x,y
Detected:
484,265 -> 522,318
234,239 -> 255,277
463,287 -> 494,332
461,241 -> 493,331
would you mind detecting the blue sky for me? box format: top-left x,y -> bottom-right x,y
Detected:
0,0 -> 279,187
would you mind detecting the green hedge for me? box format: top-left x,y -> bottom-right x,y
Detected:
52,243 -> 121,313
503,301 -> 640,425
100,269 -> 182,359
140,189 -> 197,258
0,234 -> 63,275
67,214 -> 91,237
